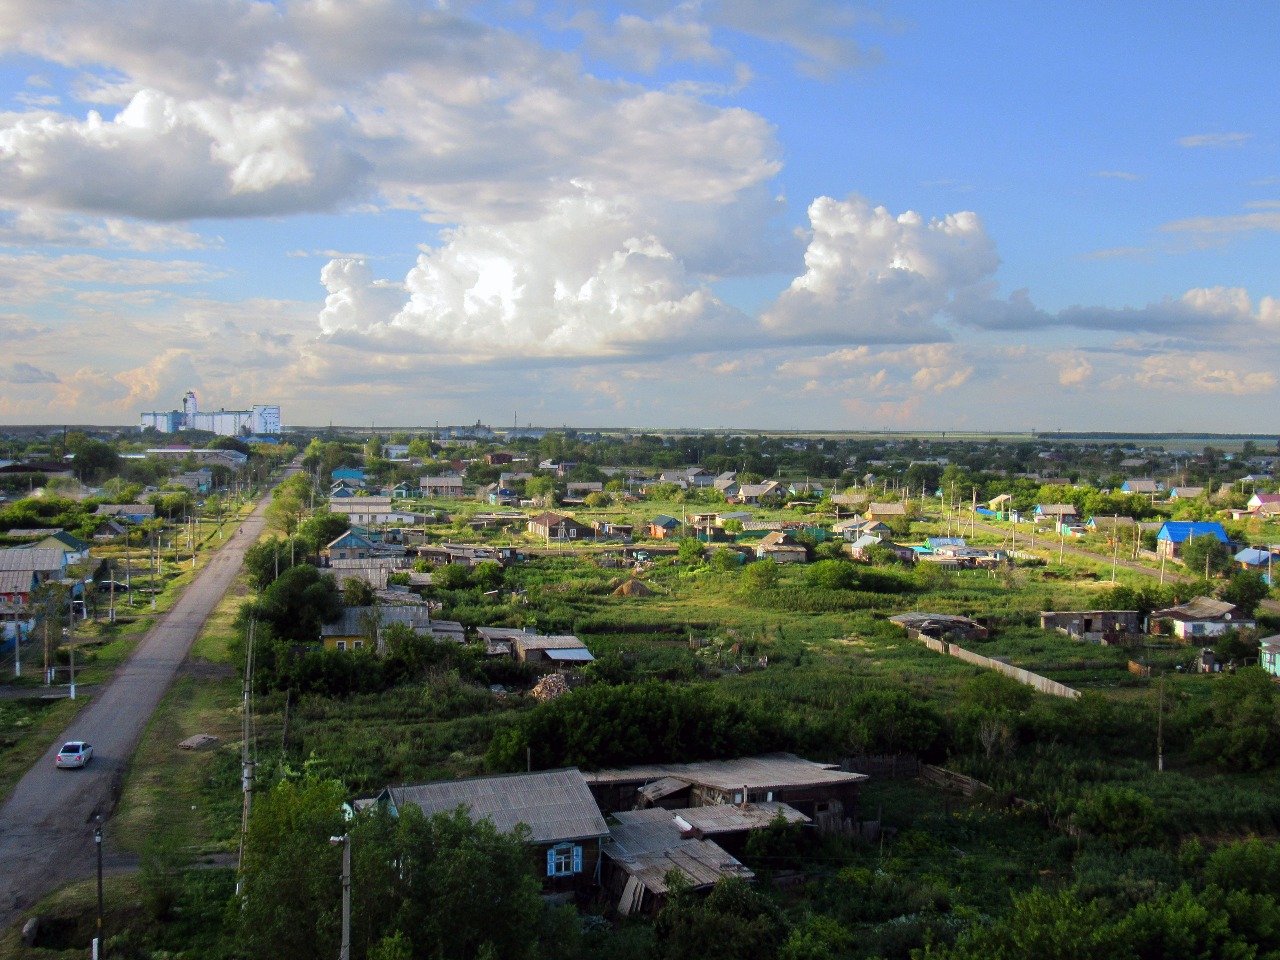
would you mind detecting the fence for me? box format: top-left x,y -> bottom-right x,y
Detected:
920,636 -> 1081,699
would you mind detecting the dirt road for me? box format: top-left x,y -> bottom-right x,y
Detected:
0,491 -> 271,929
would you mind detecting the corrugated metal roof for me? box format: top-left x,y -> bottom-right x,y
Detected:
607,809 -> 752,893
388,768 -> 607,844
675,802 -> 809,835
514,634 -> 586,652
586,753 -> 867,791
0,548 -> 64,572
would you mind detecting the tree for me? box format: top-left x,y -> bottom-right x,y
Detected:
297,511 -> 350,554
1181,534 -> 1230,577
1072,785 -> 1163,849
677,538 -> 705,565
1195,667 -> 1280,771
656,875 -> 788,960
265,493 -> 305,538
242,537 -> 304,590
72,439 -> 120,484
343,577 -> 376,607
351,806 -> 543,960
245,563 -> 342,644
433,563 -> 472,590
1220,570 -> 1271,617
806,559 -> 857,590
237,776 -> 347,960
844,688 -> 942,755
742,558 -> 779,590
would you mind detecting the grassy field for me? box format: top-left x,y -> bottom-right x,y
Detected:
110,577 -> 247,858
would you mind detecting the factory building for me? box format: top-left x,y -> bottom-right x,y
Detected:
140,390 -> 281,436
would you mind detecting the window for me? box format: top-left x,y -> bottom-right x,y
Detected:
546,843 -> 583,877
353,641 -> 364,650
336,641 -> 346,651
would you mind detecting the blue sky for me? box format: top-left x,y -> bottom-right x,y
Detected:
1,0 -> 1278,432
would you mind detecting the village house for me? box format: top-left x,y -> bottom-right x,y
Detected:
319,605 -> 461,653
864,502 -> 907,523
528,512 -> 591,542
585,753 -> 867,835
1151,597 -> 1255,640
1154,521 -> 1229,560
603,808 -> 755,916
326,530 -> 375,560
646,515 -> 681,539
380,769 -> 609,895
1235,547 -> 1277,582
754,530 -> 808,563
1040,610 -> 1144,644
419,475 -> 466,498
326,557 -> 414,590
94,503 -> 156,525
734,481 -> 785,505
1260,636 -> 1280,679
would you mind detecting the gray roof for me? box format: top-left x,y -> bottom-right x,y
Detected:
513,633 -> 587,653
0,569 -> 34,592
1153,597 -> 1248,622
387,768 -> 607,844
606,809 -> 751,894
675,801 -> 810,835
321,605 -> 433,637
585,753 -> 867,792
0,548 -> 65,573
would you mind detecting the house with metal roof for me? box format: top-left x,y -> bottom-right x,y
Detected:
1151,597 -> 1255,640
586,753 -> 867,834
1235,547 -> 1277,583
1154,521 -> 1229,560
603,808 -> 754,916
381,768 -> 609,893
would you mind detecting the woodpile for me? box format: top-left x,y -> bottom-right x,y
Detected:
531,673 -> 570,702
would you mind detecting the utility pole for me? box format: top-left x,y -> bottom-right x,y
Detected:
94,817 -> 105,959
1156,674 -> 1165,774
329,833 -> 352,960
236,621 -> 256,898
68,590 -> 76,700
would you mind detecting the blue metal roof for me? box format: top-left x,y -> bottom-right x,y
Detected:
1157,521 -> 1228,543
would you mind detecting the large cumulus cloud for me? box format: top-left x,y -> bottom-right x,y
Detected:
760,195 -> 1001,343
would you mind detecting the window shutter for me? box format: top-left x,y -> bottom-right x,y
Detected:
572,845 -> 583,873
546,848 -> 556,876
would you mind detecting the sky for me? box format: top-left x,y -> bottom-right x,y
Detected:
2,0 -> 1279,433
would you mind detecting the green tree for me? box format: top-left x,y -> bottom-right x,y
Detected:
72,439 -> 120,484
297,510 -> 351,554
1072,785 -> 1163,849
433,563 -> 471,590
237,777 -> 347,960
1220,570 -> 1271,617
1181,533 -> 1230,577
245,563 -> 342,644
677,537 -> 705,565
351,806 -> 542,960
805,559 -> 857,590
844,688 -> 942,755
1195,667 -> 1280,771
343,577 -> 376,607
265,492 -> 305,539
656,875 -> 788,960
742,559 -> 779,590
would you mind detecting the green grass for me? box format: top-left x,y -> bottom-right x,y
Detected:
110,579 -> 247,857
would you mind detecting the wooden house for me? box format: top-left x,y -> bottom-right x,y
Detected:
381,769 -> 609,895
586,753 -> 867,835
1040,610 -> 1143,644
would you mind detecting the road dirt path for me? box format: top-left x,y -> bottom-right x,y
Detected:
0,491 -> 272,930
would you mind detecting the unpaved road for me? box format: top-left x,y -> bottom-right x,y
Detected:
0,490 -> 272,930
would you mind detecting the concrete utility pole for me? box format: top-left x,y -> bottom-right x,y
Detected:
329,833 -> 351,960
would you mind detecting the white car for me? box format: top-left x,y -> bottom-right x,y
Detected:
55,741 -> 93,769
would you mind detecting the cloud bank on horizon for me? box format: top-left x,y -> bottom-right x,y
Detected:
1,0 -> 1278,431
